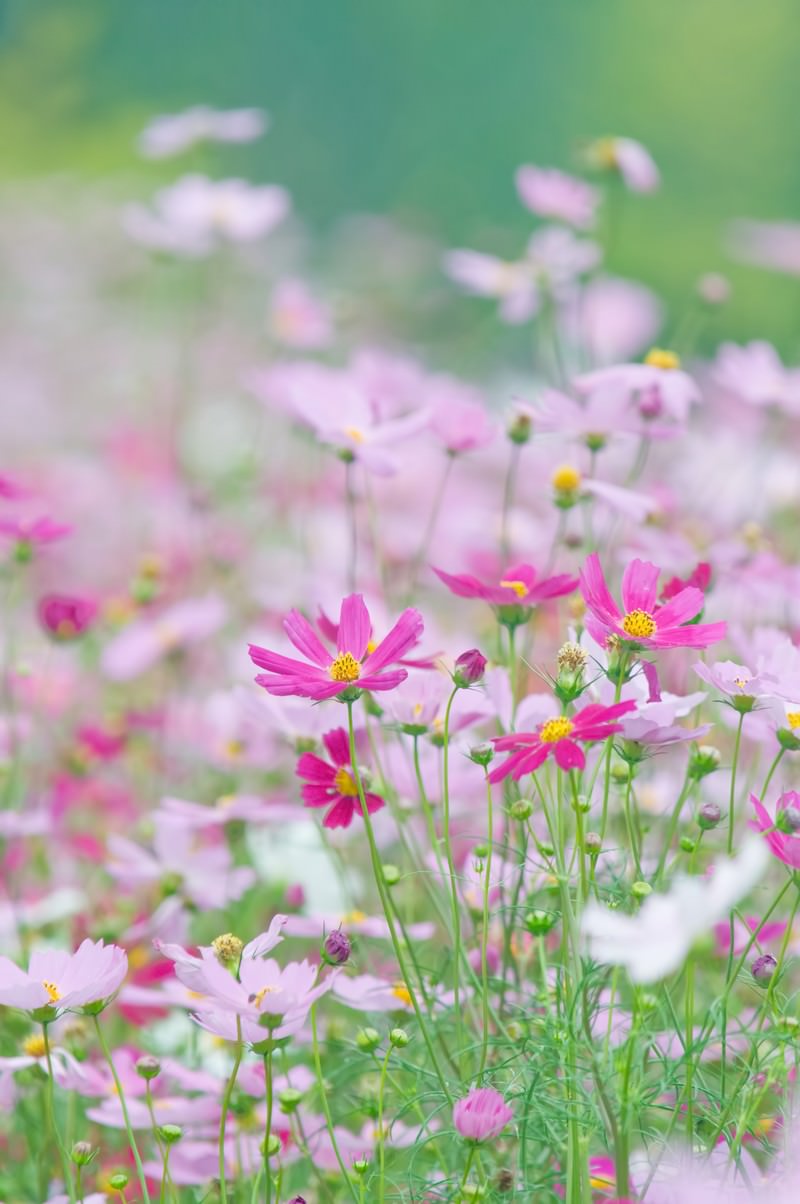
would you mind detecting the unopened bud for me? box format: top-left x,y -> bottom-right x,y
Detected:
689,745 -> 720,780
507,410 -> 532,445
510,798 -> 533,821
777,805 -> 800,834
382,864 -> 400,887
157,1124 -> 182,1145
261,1133 -> 282,1158
212,933 -> 244,967
279,1087 -> 303,1114
631,881 -> 652,899
356,1027 -> 381,1052
525,910 -> 557,936
108,1174 -> 129,1191
71,1141 -> 95,1166
752,953 -> 778,985
469,742 -> 494,767
584,832 -> 602,856
697,802 -> 722,830
323,929 -> 351,966
352,1158 -> 370,1176
680,836 -> 696,853
454,648 -> 487,688
389,1027 -> 410,1048
135,1055 -> 161,1081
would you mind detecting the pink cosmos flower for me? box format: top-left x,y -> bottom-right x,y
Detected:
296,727 -> 384,829
426,377 -> 495,453
453,1086 -> 514,1142
489,699 -> 636,780
37,594 -> 98,640
433,562 -> 578,611
727,218 -> 800,277
191,959 -> 336,1044
443,249 -> 539,324
156,914 -> 287,995
751,790 -> 800,869
562,277 -> 664,365
574,353 -> 699,426
587,136 -> 660,193
0,940 -> 127,1016
579,553 -> 726,650
515,165 -> 600,228
268,278 -> 333,349
138,106 -> 267,158
712,341 -> 800,413
101,594 -> 227,681
0,516 -> 70,549
693,659 -> 782,703
249,593 -> 423,700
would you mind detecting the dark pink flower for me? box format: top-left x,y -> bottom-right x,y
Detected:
249,594 -> 423,701
453,1086 -> 514,1142
0,516 -> 70,551
660,563 -> 712,602
433,562 -> 578,610
296,728 -> 385,829
751,790 -> 800,869
37,594 -> 98,640
489,700 -> 637,781
579,553 -> 726,650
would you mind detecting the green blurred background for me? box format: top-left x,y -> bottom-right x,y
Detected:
2,0 -> 800,348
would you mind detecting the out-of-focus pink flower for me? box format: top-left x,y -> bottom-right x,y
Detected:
489,699 -> 636,779
138,106 -> 267,158
191,959 -> 336,1044
269,278 -> 333,349
562,276 -> 664,365
728,218 -> 800,277
249,593 -> 423,700
37,594 -> 98,640
443,249 -> 539,324
0,516 -> 70,551
333,973 -> 416,1013
587,136 -> 660,193
751,790 -> 800,869
433,562 -> 578,610
515,165 -> 600,228
101,594 -> 227,681
453,1086 -> 514,1142
0,940 -> 127,1016
712,341 -> 800,413
156,915 -> 287,994
661,563 -> 711,602
580,553 -> 726,650
693,659 -> 782,703
296,727 -> 384,830
123,175 -> 290,257
426,378 -> 494,453
574,351 -> 699,424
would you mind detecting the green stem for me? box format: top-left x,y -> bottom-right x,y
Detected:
439,686 -> 464,1072
42,1025 -> 76,1204
310,1002 -> 360,1204
479,772 -> 494,1074
721,711 -> 746,1099
500,442 -> 521,561
759,746 -> 785,801
376,1044 -> 392,1204
263,1048 -> 273,1204
93,1016 -> 151,1204
218,1017 -> 243,1203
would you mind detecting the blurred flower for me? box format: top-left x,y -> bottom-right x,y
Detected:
37,593 -> 98,640
101,594 -> 227,681
138,106 -> 267,157
268,278 -> 333,349
712,341 -> 800,413
515,164 -> 600,228
751,790 -> 800,869
728,218 -> 800,277
586,136 -> 660,192
433,561 -> 578,611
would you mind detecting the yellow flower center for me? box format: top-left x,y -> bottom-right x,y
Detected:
42,980 -> 61,1003
644,347 -> 680,371
787,712 -> 800,730
590,1172 -> 615,1190
329,652 -> 361,683
128,945 -> 150,971
344,426 -> 365,444
539,716 -> 574,744
733,676 -> 750,691
621,609 -> 657,639
23,1034 -> 47,1058
551,464 -> 582,493
366,638 -> 377,654
341,909 -> 367,924
333,767 -> 359,797
499,579 -> 528,599
251,984 -> 282,1009
392,982 -> 412,1007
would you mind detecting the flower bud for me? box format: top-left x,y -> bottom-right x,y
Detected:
323,929 -> 351,966
108,1174 -> 129,1192
696,802 -> 722,831
135,1055 -> 161,1081
356,1027 -> 381,1052
689,745 -> 720,780
157,1124 -> 183,1145
352,1158 -> 370,1176
584,832 -> 602,856
382,864 -> 400,887
261,1133 -> 282,1158
71,1141 -> 95,1166
697,273 -> 730,306
777,806 -> 800,834
777,727 -> 800,752
287,1198 -> 307,1204
507,797 -> 531,822
454,648 -> 488,688
279,1087 -> 303,1114
506,1019 -> 526,1041
752,953 -> 778,985
551,464 -> 582,508
507,410 -> 532,445
389,1027 -> 410,1048
212,933 -> 244,967
525,910 -> 557,936
284,882 -> 306,909
631,881 -> 652,899
555,642 -> 589,703
680,836 -> 696,853
469,742 -> 494,767
495,1168 -> 515,1193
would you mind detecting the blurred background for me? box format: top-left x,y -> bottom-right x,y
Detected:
1,0 -> 800,352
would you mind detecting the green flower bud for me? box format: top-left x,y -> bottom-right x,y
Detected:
389,1027 -> 410,1048
510,798 -> 533,821
356,1027 -> 382,1053
279,1087 -> 303,1114
631,880 -> 652,899
157,1124 -> 183,1145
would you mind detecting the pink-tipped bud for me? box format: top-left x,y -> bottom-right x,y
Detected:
323,928 -> 351,966
454,648 -> 487,687
751,953 -> 777,984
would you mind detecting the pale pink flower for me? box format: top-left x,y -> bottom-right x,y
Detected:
728,218 -> 800,277
101,594 -> 227,681
712,341 -> 800,413
0,940 -> 127,1016
269,278 -> 333,349
138,106 -> 267,158
515,164 -> 600,228
453,1086 -> 514,1142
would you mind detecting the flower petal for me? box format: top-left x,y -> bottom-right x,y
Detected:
620,558 -> 660,614
337,595 -> 371,659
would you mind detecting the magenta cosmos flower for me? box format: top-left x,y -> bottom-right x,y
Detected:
0,940 -> 127,1018
579,553 -> 726,651
249,593 -> 423,700
433,562 -> 578,616
296,727 -> 385,829
751,791 -> 800,869
37,593 -> 98,640
489,700 -> 636,780
453,1086 -> 514,1143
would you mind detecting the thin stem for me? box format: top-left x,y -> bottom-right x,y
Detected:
310,1002 -> 360,1204
218,1017 -> 243,1203
42,1024 -> 76,1204
721,711 -> 746,1099
376,1043 -> 392,1204
263,1047 -> 274,1204
439,686 -> 464,1071
479,772 -> 494,1074
500,442 -> 521,561
408,453 -> 454,594
93,1016 -> 151,1204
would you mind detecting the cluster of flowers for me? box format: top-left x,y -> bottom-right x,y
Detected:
4,101 -> 800,1204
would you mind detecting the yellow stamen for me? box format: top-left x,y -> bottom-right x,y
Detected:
621,609 -> 657,639
392,982 -> 412,1007
224,739 -> 245,759
23,1034 -> 47,1058
551,464 -> 582,493
366,639 -> 377,654
644,347 -> 680,371
341,909 -> 367,924
42,980 -> 61,1003
128,945 -> 150,971
251,984 -> 282,1009
590,1173 -> 615,1189
329,652 -> 361,683
787,712 -> 800,730
344,426 -> 365,444
539,716 -> 574,744
333,767 -> 359,797
499,579 -> 528,599
733,676 -> 750,691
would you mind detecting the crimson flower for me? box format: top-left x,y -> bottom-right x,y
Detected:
296,728 -> 384,829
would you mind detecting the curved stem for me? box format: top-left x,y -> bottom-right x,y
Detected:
310,1002 -> 360,1204
93,1016 -> 150,1204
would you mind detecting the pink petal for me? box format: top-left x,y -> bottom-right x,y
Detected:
283,610 -> 333,667
323,798 -> 356,829
296,753 -> 336,785
654,587 -> 704,628
553,739 -> 585,771
432,567 -> 487,600
362,609 -> 423,673
620,558 -> 660,614
579,553 -> 621,623
337,595 -> 371,659
649,621 -> 726,649
322,727 -> 351,767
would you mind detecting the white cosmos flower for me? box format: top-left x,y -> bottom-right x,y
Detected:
581,838 -> 769,983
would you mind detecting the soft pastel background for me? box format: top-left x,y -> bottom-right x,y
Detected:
2,0 -> 799,348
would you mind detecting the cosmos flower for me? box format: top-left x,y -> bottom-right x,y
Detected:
581,839 -> 768,982
0,940 -> 127,1017
489,700 -> 636,780
579,553 -> 726,650
37,594 -> 98,640
100,594 -> 227,681
268,278 -> 333,349
433,562 -> 578,612
586,136 -> 660,193
249,593 -> 423,700
574,350 -> 699,425
515,164 -> 600,228
453,1086 -> 514,1142
138,106 -> 267,158
751,790 -> 800,869
296,727 -> 385,829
